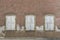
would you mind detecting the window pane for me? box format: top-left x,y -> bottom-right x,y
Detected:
6,15 -> 16,30
45,15 -> 54,30
25,15 -> 35,30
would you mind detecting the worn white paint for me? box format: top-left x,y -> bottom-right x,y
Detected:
25,15 -> 35,30
0,26 -> 4,33
6,15 -> 16,30
17,24 -> 20,31
45,15 -> 54,30
39,25 -> 44,31
36,25 -> 43,31
55,26 -> 60,32
20,26 -> 24,31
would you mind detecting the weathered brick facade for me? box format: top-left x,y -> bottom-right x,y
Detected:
0,0 -> 60,38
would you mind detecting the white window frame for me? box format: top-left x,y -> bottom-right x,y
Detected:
6,15 -> 16,30
25,15 -> 36,31
45,15 -> 55,31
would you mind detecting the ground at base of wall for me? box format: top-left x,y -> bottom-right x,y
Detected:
0,37 -> 60,40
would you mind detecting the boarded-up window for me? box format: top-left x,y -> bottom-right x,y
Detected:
45,15 -> 54,30
25,15 -> 35,30
6,15 -> 16,30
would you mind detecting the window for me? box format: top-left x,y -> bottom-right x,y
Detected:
45,15 -> 54,31
25,15 -> 35,31
6,15 -> 16,30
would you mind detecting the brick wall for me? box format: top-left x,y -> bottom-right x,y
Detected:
0,0 -> 60,37
0,0 -> 57,26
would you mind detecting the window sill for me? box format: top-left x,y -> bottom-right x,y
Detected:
25,30 -> 35,32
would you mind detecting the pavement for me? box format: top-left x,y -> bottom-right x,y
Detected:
0,37 -> 60,40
